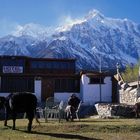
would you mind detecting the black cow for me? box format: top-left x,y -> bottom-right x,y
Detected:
0,96 -> 5,109
0,92 -> 38,132
134,102 -> 140,118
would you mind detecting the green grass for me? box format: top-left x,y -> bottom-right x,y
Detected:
0,118 -> 140,140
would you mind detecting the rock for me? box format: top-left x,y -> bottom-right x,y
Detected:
95,103 -> 135,118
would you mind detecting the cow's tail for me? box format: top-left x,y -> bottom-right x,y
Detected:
34,109 -> 41,125
32,109 -> 41,129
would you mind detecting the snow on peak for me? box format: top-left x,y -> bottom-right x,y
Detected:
85,9 -> 105,20
55,16 -> 85,32
12,23 -> 54,39
9,9 -> 139,41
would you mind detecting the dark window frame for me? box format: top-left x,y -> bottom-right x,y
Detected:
30,60 -> 75,70
0,77 -> 34,92
54,78 -> 80,92
89,77 -> 105,84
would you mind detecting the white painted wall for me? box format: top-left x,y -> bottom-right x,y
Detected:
102,77 -> 112,102
34,80 -> 42,102
80,74 -> 112,105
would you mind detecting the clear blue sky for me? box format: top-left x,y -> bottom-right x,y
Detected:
0,0 -> 140,36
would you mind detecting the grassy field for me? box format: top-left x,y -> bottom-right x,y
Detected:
0,118 -> 140,140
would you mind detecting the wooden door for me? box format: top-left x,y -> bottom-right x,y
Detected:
42,78 -> 54,101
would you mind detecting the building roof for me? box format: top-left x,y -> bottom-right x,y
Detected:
0,73 -> 80,78
80,71 -> 114,77
0,55 -> 76,62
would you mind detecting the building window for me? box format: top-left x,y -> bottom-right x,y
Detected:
89,77 -> 104,84
0,77 -> 34,92
30,60 -> 75,70
54,78 -> 80,92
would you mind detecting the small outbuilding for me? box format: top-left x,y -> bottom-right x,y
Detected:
80,72 -> 117,105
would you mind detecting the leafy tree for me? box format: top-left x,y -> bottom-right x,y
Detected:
121,62 -> 140,82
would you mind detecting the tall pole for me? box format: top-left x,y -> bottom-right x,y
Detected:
99,53 -> 102,102
137,66 -> 140,102
99,53 -> 102,73
116,63 -> 120,81
138,66 -> 140,88
92,46 -> 102,102
116,63 -> 120,103
137,66 -> 140,90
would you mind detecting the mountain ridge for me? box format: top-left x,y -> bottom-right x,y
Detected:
0,10 -> 140,71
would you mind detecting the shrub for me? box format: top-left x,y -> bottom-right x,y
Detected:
121,62 -> 140,82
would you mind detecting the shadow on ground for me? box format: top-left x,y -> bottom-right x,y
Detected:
2,125 -> 102,140
31,131 -> 102,140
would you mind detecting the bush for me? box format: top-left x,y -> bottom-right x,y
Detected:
121,62 -> 140,82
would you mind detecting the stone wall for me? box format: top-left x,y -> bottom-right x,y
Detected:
119,83 -> 140,105
119,88 -> 138,105
94,82 -> 140,119
95,103 -> 135,118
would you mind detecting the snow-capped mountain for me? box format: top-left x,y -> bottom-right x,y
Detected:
0,9 -> 140,71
